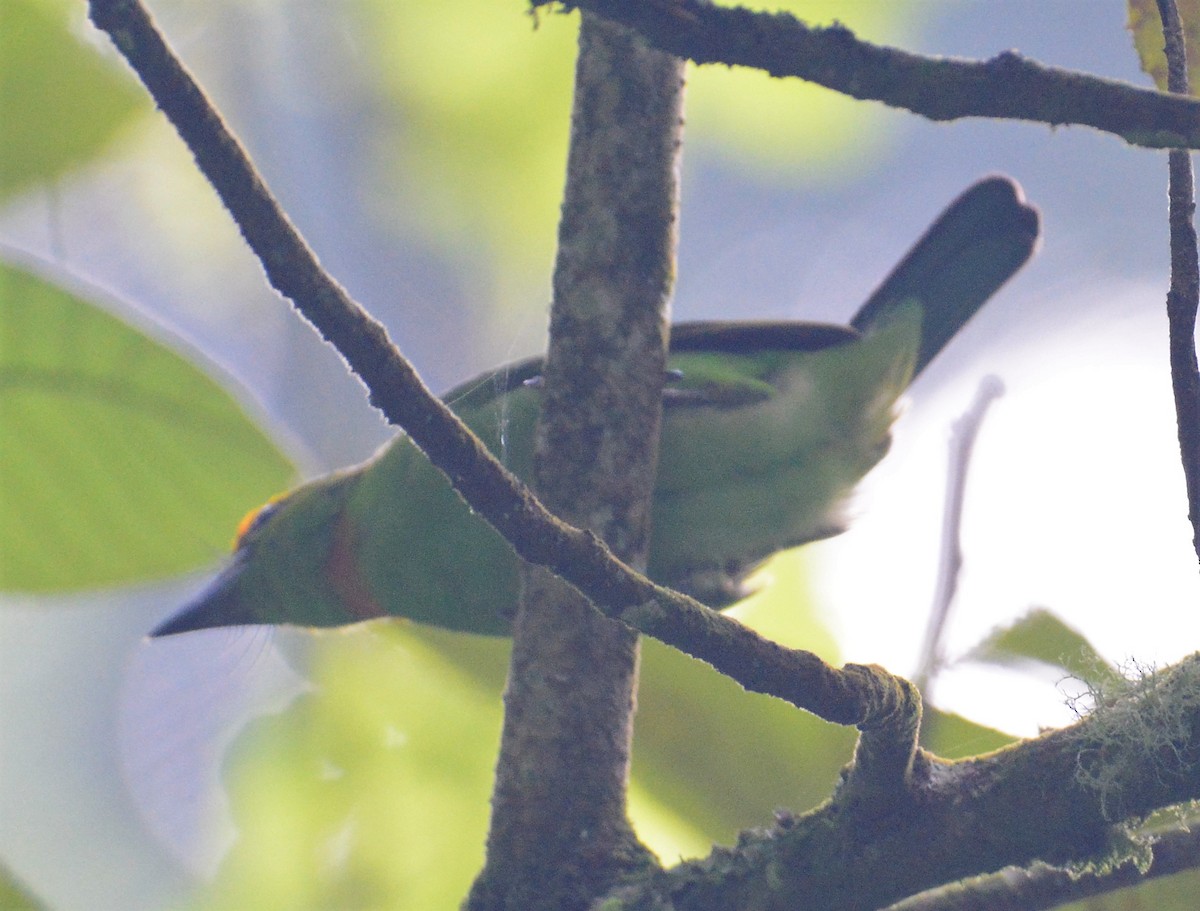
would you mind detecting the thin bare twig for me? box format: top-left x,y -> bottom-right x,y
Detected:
914,376 -> 1005,697
1156,0 -> 1200,563
535,0 -> 1200,149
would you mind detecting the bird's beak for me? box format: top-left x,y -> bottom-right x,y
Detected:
150,550 -> 256,638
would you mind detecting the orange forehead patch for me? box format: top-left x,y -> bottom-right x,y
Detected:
233,492 -> 288,550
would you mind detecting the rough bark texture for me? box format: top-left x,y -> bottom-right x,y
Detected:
467,14 -> 686,911
537,0 -> 1200,149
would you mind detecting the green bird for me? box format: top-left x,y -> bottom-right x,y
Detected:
154,177 -> 1039,638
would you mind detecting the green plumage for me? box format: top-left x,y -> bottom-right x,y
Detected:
154,178 -> 1039,638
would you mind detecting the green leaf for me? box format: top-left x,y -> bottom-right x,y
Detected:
921,707 -> 1017,760
963,607 -> 1122,691
0,860 -> 47,911
1127,0 -> 1200,93
203,569 -> 1017,907
0,0 -> 146,200
0,261 -> 295,592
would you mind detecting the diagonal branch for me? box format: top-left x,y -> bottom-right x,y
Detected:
85,0 -> 919,755
536,0 -> 1200,149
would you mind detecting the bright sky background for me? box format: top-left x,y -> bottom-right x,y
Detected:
817,279 -> 1200,735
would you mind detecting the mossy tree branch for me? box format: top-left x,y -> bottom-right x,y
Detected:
604,656 -> 1200,911
881,823 -> 1200,911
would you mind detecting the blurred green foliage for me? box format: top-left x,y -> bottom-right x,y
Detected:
1127,0 -> 1200,92
0,860 -> 46,911
360,0 -> 918,312
965,607 -> 1124,693
0,0 -> 145,201
0,262 -> 295,591
200,628 -> 508,911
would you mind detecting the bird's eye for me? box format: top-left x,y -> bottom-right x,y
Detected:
232,495 -> 284,550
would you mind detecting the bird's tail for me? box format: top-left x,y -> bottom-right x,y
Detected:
850,177 -> 1040,378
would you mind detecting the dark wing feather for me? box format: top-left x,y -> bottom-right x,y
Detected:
668,321 -> 857,355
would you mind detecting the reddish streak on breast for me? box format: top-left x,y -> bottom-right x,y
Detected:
326,514 -> 388,622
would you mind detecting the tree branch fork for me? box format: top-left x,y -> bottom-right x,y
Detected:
85,0 -> 1200,907
611,655 -> 1200,910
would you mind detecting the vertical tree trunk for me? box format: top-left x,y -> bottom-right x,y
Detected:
467,12 -> 686,911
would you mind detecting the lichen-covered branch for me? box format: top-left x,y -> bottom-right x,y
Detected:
881,823 -> 1200,911
604,656 -> 1200,911
535,0 -> 1200,150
